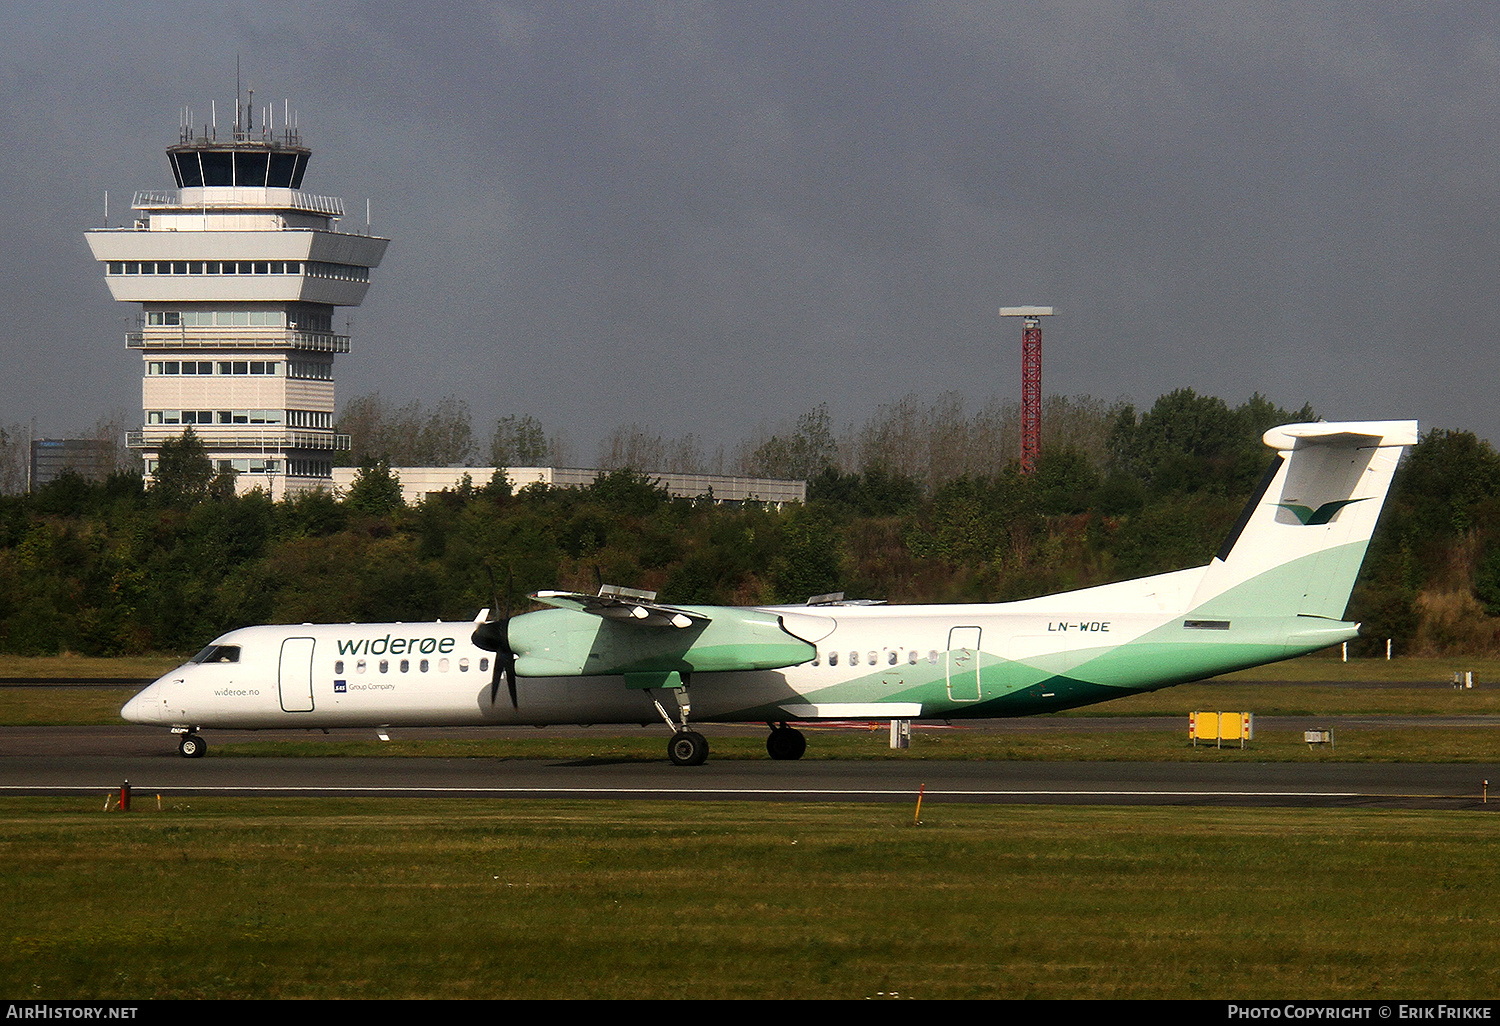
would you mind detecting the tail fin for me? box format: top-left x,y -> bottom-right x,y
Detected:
1189,420 -> 1417,619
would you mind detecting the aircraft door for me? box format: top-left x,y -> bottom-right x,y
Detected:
279,637 -> 316,713
946,626 -> 983,702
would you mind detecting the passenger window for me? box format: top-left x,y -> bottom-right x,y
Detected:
439,658 -> 449,672
335,660 -> 344,674
379,659 -> 389,674
828,651 -> 838,666
356,660 -> 366,674
929,650 -> 939,664
420,659 -> 429,672
868,651 -> 877,666
887,651 -> 897,666
480,658 -> 489,672
400,659 -> 410,673
459,658 -> 469,672
908,651 -> 918,665
850,652 -> 859,666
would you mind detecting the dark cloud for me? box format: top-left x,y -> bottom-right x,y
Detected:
3,1 -> 1497,450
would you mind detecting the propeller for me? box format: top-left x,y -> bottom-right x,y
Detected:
471,565 -> 519,709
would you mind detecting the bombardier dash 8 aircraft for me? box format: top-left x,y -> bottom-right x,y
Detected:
123,420 -> 1416,765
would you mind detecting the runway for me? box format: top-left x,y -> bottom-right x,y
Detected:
2,722 -> 1497,808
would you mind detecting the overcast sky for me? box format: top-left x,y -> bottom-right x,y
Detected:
5,1 -> 1499,457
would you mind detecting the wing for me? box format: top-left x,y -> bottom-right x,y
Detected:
531,590 -> 706,629
509,591 -> 816,678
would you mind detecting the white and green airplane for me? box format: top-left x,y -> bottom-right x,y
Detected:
123,419 -> 1416,764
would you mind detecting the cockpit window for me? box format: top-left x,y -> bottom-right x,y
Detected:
189,644 -> 240,664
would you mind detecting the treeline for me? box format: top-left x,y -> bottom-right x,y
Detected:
333,390 -> 1131,487
1,388 -> 1497,658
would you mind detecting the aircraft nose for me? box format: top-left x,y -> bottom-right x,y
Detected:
121,683 -> 162,724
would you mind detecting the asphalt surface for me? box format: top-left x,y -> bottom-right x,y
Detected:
2,720 -> 1498,809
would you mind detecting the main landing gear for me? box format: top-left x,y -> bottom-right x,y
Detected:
646,680 -> 808,766
766,723 -> 806,761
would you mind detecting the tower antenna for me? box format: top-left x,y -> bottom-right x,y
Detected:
999,306 -> 1056,475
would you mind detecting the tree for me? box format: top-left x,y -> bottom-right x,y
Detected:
338,393 -> 476,467
490,415 -> 550,466
743,404 -> 840,480
587,468 -> 670,516
344,457 -> 405,517
596,425 -> 716,474
0,424 -> 28,495
151,430 -> 214,505
416,395 -> 476,467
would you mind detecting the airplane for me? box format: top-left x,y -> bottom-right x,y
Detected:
122,419 -> 1416,765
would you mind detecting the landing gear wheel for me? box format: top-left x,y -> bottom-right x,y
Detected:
766,726 -> 807,761
667,730 -> 709,766
178,734 -> 206,759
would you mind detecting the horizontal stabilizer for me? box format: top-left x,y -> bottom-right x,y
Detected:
1261,420 -> 1419,450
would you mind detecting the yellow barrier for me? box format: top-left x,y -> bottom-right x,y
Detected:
1188,711 -> 1254,749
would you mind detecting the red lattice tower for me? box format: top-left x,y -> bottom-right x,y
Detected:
999,306 -> 1055,475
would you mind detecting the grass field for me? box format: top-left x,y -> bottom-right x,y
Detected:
202,726 -> 1500,764
6,658 -> 1500,767
5,656 -> 1500,1000
0,798 -> 1496,1000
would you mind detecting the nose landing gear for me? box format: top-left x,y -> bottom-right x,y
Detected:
667,730 -> 709,766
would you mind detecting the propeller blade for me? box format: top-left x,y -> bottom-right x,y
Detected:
471,618 -> 505,652
471,569 -> 519,709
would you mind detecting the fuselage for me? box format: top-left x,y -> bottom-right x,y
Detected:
122,597 -> 1355,732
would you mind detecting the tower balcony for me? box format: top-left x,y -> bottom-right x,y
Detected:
127,329 -> 350,353
133,188 -> 345,217
127,428 -> 351,451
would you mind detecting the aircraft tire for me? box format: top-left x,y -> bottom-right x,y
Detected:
667,730 -> 709,767
178,734 -> 206,759
766,727 -> 807,761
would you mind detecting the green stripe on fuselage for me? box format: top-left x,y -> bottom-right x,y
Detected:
719,549 -> 1365,720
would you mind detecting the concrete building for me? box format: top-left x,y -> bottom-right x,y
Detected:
29,439 -> 116,491
332,466 -> 807,508
85,105 -> 387,499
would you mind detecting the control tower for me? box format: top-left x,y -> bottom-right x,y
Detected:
85,104 -> 387,499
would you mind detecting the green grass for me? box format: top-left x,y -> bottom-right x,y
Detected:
1064,680 -> 1500,716
0,654 -> 179,680
0,687 -> 137,725
7,656 -> 1499,765
1216,654 -> 1500,683
212,726 -> 1500,764
1,798 -> 1497,999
